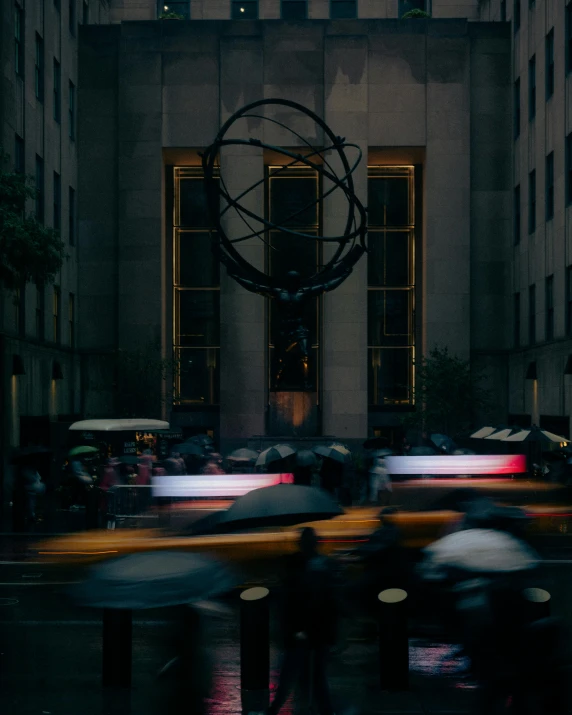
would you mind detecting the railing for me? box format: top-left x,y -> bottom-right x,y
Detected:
105,485 -> 157,530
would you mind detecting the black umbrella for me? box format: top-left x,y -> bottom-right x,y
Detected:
212,484 -> 343,532
175,442 -> 204,456
71,551 -> 236,610
188,435 -> 214,447
363,436 -> 391,450
10,446 -> 53,464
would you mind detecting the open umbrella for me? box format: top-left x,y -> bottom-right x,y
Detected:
226,448 -> 258,463
470,427 -> 497,439
71,551 -> 236,610
212,484 -> 343,532
296,450 -> 318,467
175,442 -> 205,456
370,448 -> 395,458
10,446 -> 53,464
313,444 -> 352,464
69,445 -> 99,458
430,434 -> 456,453
502,426 -> 568,444
424,528 -> 538,574
255,444 -> 296,468
188,435 -> 214,447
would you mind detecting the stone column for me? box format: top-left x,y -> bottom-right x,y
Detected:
424,34 -> 471,359
219,145 -> 266,450
322,35 -> 369,442
219,36 -> 266,450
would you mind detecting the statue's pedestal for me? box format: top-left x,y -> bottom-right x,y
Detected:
267,392 -> 319,438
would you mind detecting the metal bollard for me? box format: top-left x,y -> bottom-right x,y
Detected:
378,588 -> 409,691
102,608 -> 133,688
522,587 -> 551,622
240,586 -> 270,713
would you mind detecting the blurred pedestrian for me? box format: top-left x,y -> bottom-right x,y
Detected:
369,457 -> 392,506
165,451 -> 185,475
12,463 -> 45,530
201,453 -> 225,475
319,459 -> 343,497
268,527 -> 338,715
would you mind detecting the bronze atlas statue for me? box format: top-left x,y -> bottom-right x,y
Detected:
202,99 -> 367,392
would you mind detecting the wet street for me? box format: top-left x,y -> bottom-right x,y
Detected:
0,535 -> 572,714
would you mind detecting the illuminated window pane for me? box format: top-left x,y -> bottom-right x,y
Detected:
368,290 -> 412,347
369,348 -> 412,406
176,291 -> 219,347
368,231 -> 411,287
368,177 -> 410,226
269,175 -> 318,228
177,231 -> 219,287
176,348 -> 219,404
178,178 -> 213,228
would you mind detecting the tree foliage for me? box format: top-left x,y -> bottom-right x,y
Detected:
158,11 -> 184,19
113,341 -> 181,419
401,9 -> 431,18
402,346 -> 492,437
0,152 -> 66,290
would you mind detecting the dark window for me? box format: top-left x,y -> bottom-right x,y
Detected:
281,0 -> 308,19
514,185 -> 521,245
567,266 -> 572,335
545,152 -> 554,221
514,292 -> 521,347
53,286 -> 60,343
69,293 -> 75,347
14,4 -> 24,77
331,0 -> 357,18
368,167 -> 415,407
399,0 -> 427,13
501,0 -> 506,20
545,29 -> 554,100
69,0 -> 76,35
514,78 -> 520,139
528,169 -> 536,234
35,155 -> 44,223
528,55 -> 536,120
545,275 -> 554,341
529,284 -> 536,345
36,283 -> 45,340
14,134 -> 24,173
69,81 -> 75,140
68,186 -> 76,245
53,59 -> 61,123
35,34 -> 44,102
231,1 -> 258,18
514,0 -> 520,32
567,3 -> 572,74
82,0 -> 88,24
159,2 -> 190,18
567,133 -> 572,205
173,168 -> 219,405
53,171 -> 61,231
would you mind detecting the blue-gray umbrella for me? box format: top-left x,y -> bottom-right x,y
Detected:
313,444 -> 352,464
71,551 -> 236,610
227,448 -> 259,463
255,444 -> 296,467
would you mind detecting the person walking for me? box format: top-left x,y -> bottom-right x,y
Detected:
268,527 -> 338,715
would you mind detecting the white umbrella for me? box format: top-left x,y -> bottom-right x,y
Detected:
502,426 -> 568,444
470,427 -> 496,439
227,448 -> 258,463
423,528 -> 538,574
313,443 -> 352,464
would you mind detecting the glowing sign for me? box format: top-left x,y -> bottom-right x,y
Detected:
384,455 -> 527,476
151,473 -> 294,498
